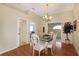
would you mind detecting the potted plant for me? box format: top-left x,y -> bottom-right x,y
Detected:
63,22 -> 73,44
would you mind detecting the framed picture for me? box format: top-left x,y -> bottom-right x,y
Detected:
73,20 -> 77,31
43,26 -> 45,32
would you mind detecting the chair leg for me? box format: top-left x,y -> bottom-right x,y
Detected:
53,45 -> 55,51
30,42 -> 32,47
45,47 -> 48,54
33,49 -> 34,56
39,51 -> 40,56
51,48 -> 53,55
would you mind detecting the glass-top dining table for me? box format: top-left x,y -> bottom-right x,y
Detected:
39,35 -> 53,54
39,34 -> 53,43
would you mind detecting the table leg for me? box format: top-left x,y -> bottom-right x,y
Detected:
45,42 -> 48,55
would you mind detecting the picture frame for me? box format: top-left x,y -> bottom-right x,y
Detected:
43,26 -> 45,32
73,20 -> 77,31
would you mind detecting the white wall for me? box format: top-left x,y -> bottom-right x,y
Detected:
0,4 -> 43,54
0,11 -> 4,51
43,11 -> 73,43
27,11 -> 43,36
72,4 -> 79,55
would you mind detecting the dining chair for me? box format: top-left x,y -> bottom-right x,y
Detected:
32,35 -> 46,56
30,33 -> 39,47
47,34 -> 57,55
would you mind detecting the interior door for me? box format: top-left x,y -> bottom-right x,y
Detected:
19,20 -> 27,46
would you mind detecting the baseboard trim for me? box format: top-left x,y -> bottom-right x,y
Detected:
73,44 -> 79,56
0,46 -> 19,55
0,43 -> 29,55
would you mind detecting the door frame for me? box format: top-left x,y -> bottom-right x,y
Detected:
47,22 -> 63,43
17,17 -> 28,46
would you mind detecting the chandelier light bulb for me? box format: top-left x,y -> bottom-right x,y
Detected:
45,15 -> 47,18
49,16 -> 52,19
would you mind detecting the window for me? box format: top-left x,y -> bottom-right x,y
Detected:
30,23 -> 36,32
30,25 -> 34,32
53,25 -> 62,30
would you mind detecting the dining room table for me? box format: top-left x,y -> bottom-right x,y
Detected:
39,34 -> 53,54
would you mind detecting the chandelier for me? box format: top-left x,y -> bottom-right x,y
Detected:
43,4 -> 52,22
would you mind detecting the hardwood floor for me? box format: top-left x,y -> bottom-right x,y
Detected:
0,42 -> 78,56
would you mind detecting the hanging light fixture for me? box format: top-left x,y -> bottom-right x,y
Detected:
43,4 -> 52,22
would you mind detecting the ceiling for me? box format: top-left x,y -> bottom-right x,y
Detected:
4,3 -> 74,16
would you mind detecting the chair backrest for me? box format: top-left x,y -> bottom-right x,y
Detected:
31,34 -> 40,47
51,34 -> 57,46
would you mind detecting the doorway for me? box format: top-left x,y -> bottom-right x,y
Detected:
17,19 -> 27,46
30,22 -> 36,32
48,23 -> 62,48
48,23 -> 62,47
